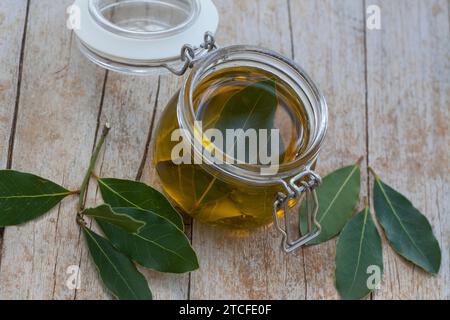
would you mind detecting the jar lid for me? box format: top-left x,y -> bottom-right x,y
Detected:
73,0 -> 219,74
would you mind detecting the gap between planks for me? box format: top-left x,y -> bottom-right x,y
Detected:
0,0 -> 31,273
287,0 -> 309,300
136,75 -> 161,182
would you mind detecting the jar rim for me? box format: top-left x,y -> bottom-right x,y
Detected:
88,0 -> 201,40
178,45 -> 328,186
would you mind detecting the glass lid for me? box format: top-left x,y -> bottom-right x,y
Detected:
73,0 -> 219,74
88,0 -> 201,39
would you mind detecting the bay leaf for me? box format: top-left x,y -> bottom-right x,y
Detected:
0,170 -> 72,226
211,79 -> 284,164
299,164 -> 361,244
83,204 -> 145,233
212,79 -> 278,133
155,161 -> 232,215
373,176 -> 441,274
155,79 -> 283,225
335,208 -> 383,300
155,80 -> 283,223
97,207 -> 199,274
97,178 -> 184,231
193,195 -> 242,222
83,227 -> 152,300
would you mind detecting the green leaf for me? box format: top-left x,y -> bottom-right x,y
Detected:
209,79 -> 285,163
212,79 -> 278,133
335,208 -> 383,300
83,228 -> 152,300
155,161 -> 238,221
82,205 -> 145,233
96,207 -> 199,274
299,164 -> 361,244
97,178 -> 184,231
0,170 -> 72,226
373,176 -> 441,274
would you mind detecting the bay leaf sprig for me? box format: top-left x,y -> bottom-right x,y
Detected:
302,158 -> 442,300
0,123 -> 199,300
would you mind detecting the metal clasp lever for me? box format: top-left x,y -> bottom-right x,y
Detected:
163,32 -> 217,76
273,170 -> 322,253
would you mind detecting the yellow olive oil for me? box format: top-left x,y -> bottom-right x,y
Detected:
154,66 -> 311,229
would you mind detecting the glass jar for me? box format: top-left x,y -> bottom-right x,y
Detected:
73,0 -> 328,252
154,46 -> 328,252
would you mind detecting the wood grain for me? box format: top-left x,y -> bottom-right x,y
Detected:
0,0 -> 28,266
289,0 -> 368,299
0,0 -> 106,299
366,0 -> 450,299
0,0 -> 28,168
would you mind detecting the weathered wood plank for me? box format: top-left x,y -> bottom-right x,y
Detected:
0,0 -> 28,266
0,0 -> 106,299
138,75 -> 190,300
289,0 -> 368,300
0,0 -> 28,168
366,0 -> 449,299
189,0 -> 311,300
75,72 -> 189,300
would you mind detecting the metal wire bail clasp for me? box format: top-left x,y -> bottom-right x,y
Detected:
273,170 -> 322,253
163,32 -> 217,76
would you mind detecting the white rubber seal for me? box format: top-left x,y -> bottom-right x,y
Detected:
73,0 -> 219,63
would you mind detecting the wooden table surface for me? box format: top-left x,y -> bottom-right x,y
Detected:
0,0 -> 448,300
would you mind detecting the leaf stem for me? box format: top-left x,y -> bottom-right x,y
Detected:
368,166 -> 379,180
356,156 -> 364,167
363,196 -> 369,208
193,177 -> 217,210
91,172 -> 100,180
78,123 -> 111,213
